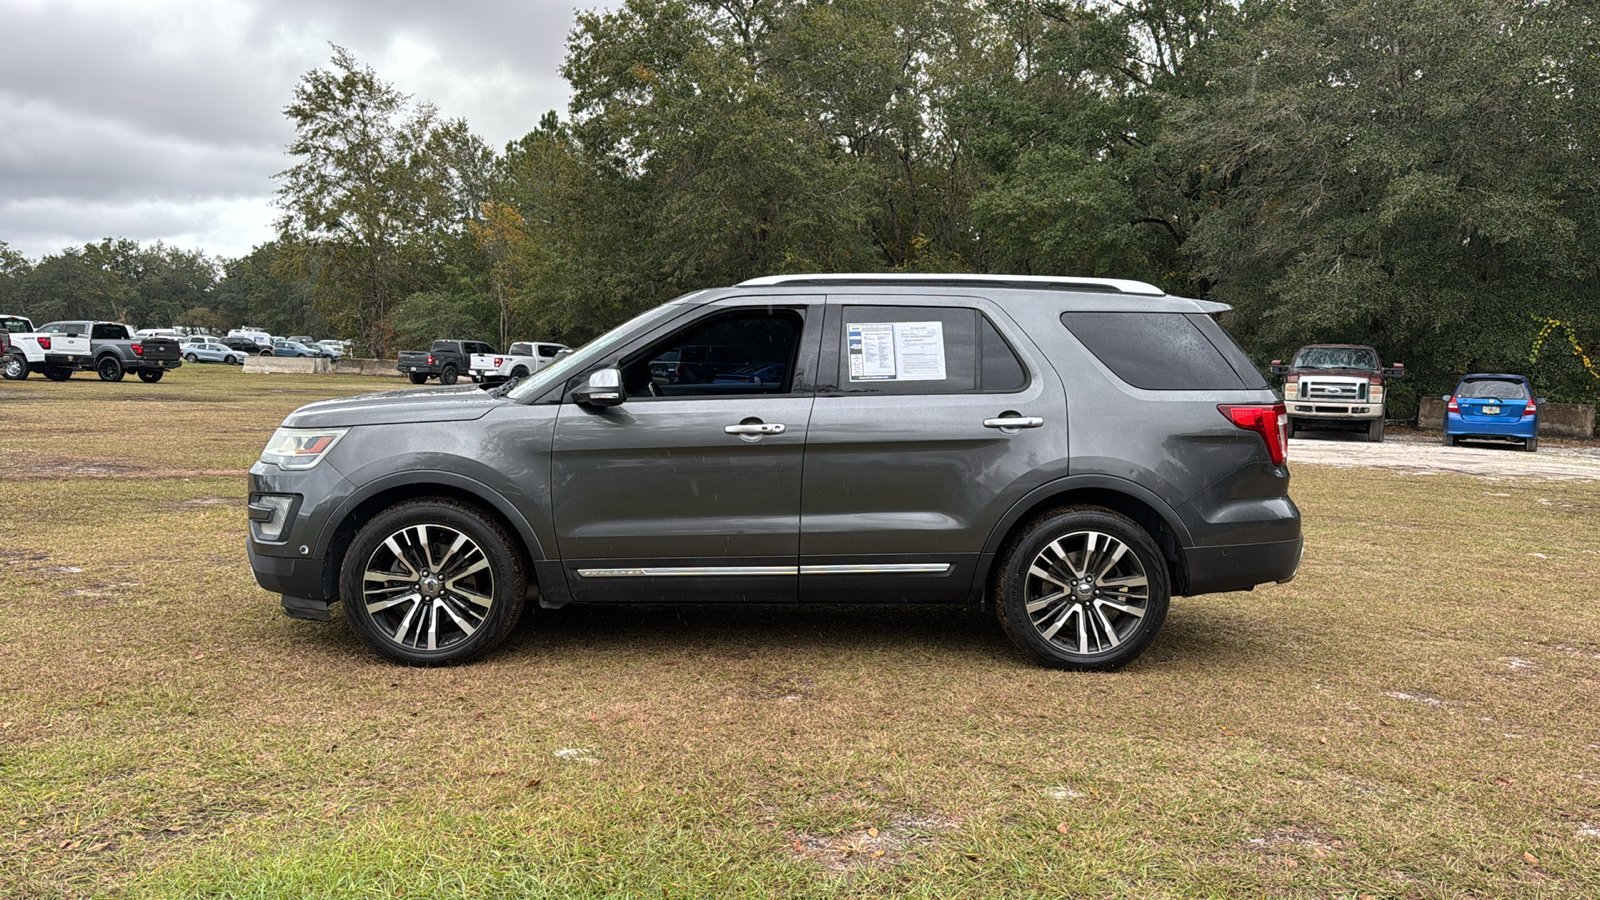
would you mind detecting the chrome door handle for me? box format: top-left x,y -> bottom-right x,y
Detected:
983,416 -> 1044,429
725,422 -> 786,435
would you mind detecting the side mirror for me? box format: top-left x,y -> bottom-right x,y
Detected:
1382,363 -> 1405,379
1536,397 -> 1546,405
1440,394 -> 1451,401
573,367 -> 624,407
1268,361 -> 1288,376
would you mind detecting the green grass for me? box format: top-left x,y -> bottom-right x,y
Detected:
3,364 -> 1600,897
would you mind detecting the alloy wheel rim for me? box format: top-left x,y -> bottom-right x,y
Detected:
4,358 -> 19,377
1023,530 -> 1150,656
362,524 -> 495,651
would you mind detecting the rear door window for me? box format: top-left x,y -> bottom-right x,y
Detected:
1061,312 -> 1266,391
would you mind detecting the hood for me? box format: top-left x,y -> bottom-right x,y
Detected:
282,384 -> 503,428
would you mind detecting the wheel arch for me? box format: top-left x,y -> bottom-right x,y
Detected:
981,476 -> 1195,598
317,472 -> 547,601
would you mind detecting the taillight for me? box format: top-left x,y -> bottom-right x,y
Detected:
38,336 -> 51,350
1219,403 -> 1289,466
427,354 -> 435,366
494,358 -> 503,367
1447,396 -> 1460,414
131,343 -> 144,356
1523,399 -> 1537,416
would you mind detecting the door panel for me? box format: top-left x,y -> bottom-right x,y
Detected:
798,298 -> 1068,603
550,298 -> 822,603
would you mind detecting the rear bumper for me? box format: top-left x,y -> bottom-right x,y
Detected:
1183,536 -> 1304,595
1445,413 -> 1535,439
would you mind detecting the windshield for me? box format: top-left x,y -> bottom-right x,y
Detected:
1457,378 -> 1529,400
0,316 -> 31,334
1292,347 -> 1379,371
504,297 -> 702,402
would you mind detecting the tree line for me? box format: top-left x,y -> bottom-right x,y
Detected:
4,0 -> 1597,410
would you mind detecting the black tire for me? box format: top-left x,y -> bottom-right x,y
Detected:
340,499 -> 527,666
137,369 -> 164,383
43,367 -> 72,381
96,355 -> 125,382
510,366 -> 529,379
1526,435 -> 1539,453
408,372 -> 428,385
184,353 -> 198,363
261,349 -> 273,356
3,353 -> 28,380
225,355 -> 239,365
1285,416 -> 1298,439
439,365 -> 458,386
1442,432 -> 1456,447
994,506 -> 1171,671
1367,417 -> 1385,443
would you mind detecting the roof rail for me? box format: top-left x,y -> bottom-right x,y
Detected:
736,273 -> 1166,296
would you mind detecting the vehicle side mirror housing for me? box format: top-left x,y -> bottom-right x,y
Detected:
573,367 -> 624,407
1382,363 -> 1405,379
1441,394 -> 1450,401
1268,361 -> 1288,376
1536,397 -> 1546,405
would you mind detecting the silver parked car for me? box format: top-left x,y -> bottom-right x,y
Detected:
181,338 -> 243,365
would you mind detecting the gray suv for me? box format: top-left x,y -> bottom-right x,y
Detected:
248,274 -> 1301,670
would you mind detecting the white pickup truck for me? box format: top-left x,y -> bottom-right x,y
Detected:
2,315 -> 93,381
469,341 -> 569,384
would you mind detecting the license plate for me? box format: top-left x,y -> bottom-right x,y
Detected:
1483,405 -> 1500,415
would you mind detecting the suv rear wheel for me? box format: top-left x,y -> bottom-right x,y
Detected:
340,499 -> 526,666
995,507 -> 1170,671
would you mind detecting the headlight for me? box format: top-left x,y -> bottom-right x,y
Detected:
260,427 -> 348,470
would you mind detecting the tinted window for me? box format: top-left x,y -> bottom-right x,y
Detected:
980,316 -> 1028,392
509,343 -> 533,356
1,317 -> 32,334
836,305 -> 976,395
537,344 -> 562,358
623,309 -> 803,398
1458,378 -> 1529,400
1061,312 -> 1252,391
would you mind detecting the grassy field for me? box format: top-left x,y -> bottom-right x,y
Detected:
2,364 -> 1599,898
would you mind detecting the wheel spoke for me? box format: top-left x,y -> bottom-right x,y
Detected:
446,558 -> 490,582
1038,603 -> 1079,642
1029,563 -> 1070,590
1025,589 -> 1068,615
448,584 -> 493,609
1095,598 -> 1146,618
1092,604 -> 1123,648
383,536 -> 419,578
438,600 -> 480,637
1094,542 -> 1128,580
434,532 -> 471,574
366,591 -> 420,614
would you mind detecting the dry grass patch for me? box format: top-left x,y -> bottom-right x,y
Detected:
3,367 -> 1600,897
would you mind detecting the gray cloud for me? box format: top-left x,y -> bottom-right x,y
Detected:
0,0 -> 614,260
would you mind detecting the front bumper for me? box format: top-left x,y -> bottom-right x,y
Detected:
1286,402 -> 1380,421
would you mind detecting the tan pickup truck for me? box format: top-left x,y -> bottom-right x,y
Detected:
1270,344 -> 1405,442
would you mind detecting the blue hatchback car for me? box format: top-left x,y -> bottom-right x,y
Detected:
1443,374 -> 1543,451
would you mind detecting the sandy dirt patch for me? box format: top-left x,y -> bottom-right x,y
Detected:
1291,432 -> 1600,481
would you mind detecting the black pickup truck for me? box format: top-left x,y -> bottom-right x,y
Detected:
396,339 -> 495,385
35,320 -> 184,382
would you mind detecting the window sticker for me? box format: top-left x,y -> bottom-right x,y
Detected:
847,321 -> 947,382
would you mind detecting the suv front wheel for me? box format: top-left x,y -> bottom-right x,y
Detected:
340,499 -> 527,666
995,507 -> 1170,671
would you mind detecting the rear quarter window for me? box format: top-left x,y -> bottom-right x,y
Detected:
1061,312 -> 1268,391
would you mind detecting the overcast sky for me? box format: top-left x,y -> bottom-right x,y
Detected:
0,0 -> 615,262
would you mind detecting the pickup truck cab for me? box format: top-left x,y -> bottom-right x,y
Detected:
1270,344 -> 1404,442
397,340 -> 494,385
468,341 -> 569,384
35,321 -> 184,383
3,315 -> 93,381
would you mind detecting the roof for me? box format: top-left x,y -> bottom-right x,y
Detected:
1459,373 -> 1530,382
